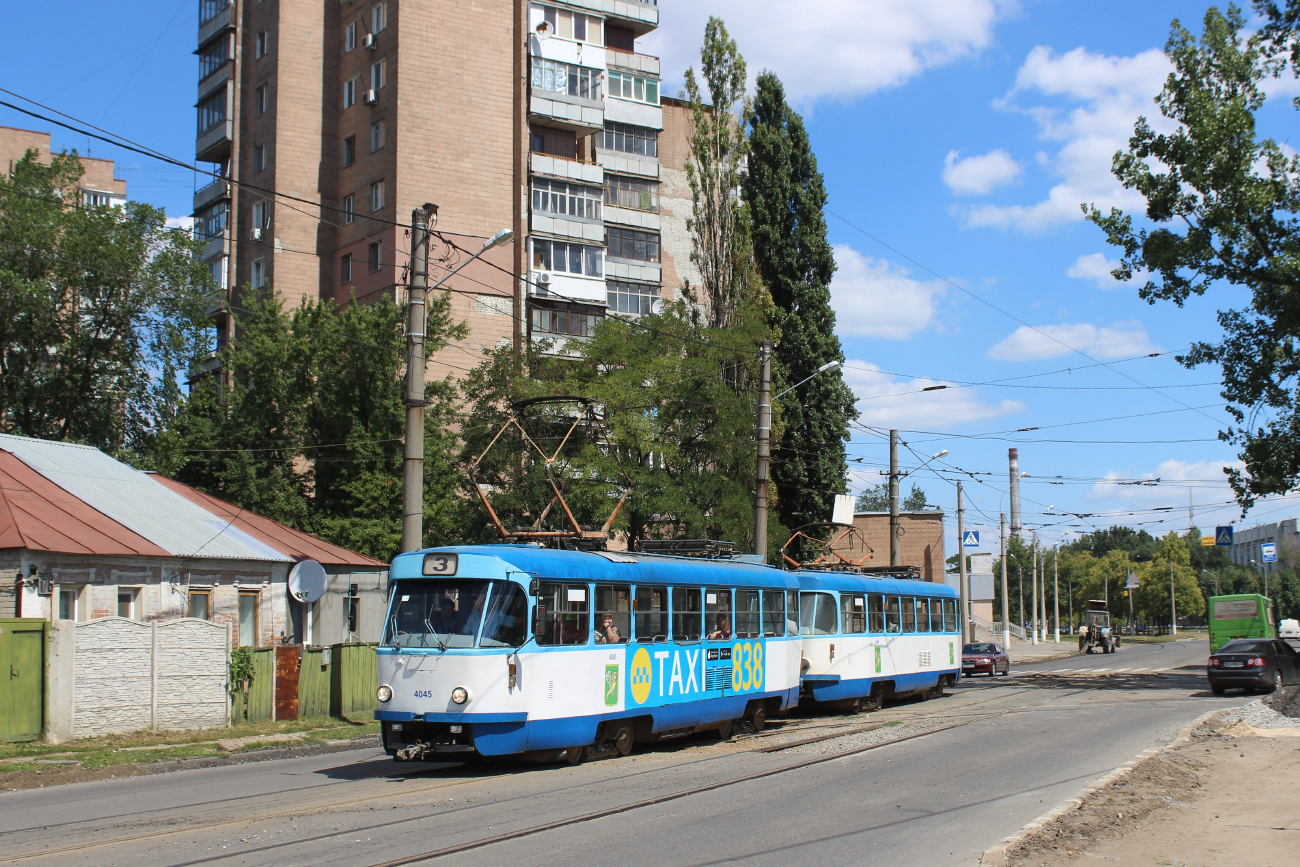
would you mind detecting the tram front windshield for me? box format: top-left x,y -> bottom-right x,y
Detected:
384,579 -> 528,649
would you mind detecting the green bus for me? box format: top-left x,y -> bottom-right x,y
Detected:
1208,594 -> 1277,654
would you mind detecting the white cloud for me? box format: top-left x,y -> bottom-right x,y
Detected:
943,149 -> 1022,195
987,321 -> 1161,361
165,215 -> 194,231
644,0 -> 1013,105
844,361 -> 1024,430
1089,459 -> 1242,505
958,45 -> 1173,232
1066,252 -> 1149,289
830,245 -> 943,340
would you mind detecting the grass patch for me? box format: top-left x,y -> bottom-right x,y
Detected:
0,717 -> 378,775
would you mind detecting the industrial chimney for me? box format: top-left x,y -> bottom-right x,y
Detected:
1009,448 -> 1022,540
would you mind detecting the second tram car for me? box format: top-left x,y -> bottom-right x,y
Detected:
375,544 -> 961,762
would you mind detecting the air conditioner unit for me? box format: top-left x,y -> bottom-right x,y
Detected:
37,578 -> 53,596
250,227 -> 264,241
534,272 -> 551,291
363,89 -> 378,104
361,33 -> 376,49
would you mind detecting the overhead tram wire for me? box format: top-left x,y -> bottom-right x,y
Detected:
0,90 -> 760,360
826,209 -> 1230,426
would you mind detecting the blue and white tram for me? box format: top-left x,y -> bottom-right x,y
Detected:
794,572 -> 962,709
375,545 -> 802,761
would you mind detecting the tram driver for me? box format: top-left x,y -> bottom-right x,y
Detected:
429,598 -> 462,634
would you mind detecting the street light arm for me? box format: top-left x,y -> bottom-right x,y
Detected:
774,360 -> 842,400
899,449 -> 949,479
428,229 -> 514,294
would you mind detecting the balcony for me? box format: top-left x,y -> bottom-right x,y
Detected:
530,91 -> 604,132
602,205 -> 660,231
531,212 -> 605,243
595,149 -> 659,179
196,120 -> 233,162
193,177 -> 230,211
530,152 -> 604,185
200,230 -> 231,263
529,269 -> 606,304
198,0 -> 233,48
564,0 -> 658,35
605,52 -> 660,78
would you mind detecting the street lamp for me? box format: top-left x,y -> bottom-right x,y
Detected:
775,360 -> 842,400
1201,568 -> 1220,597
903,450 -> 949,479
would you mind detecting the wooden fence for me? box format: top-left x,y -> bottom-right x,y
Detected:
231,643 -> 375,723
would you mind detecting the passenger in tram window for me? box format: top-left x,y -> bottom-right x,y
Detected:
786,590 -> 800,636
594,584 -> 630,643
883,595 -> 902,633
707,613 -> 732,640
595,613 -> 623,643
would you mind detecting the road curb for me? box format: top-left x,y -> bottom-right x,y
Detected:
976,708 -> 1222,867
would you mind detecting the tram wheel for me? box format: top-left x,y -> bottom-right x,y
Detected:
716,719 -> 734,740
748,705 -> 768,732
846,697 -> 864,714
565,746 -> 586,765
612,725 -> 634,757
862,689 -> 883,711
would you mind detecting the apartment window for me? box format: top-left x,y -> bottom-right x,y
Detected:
372,2 -> 387,33
118,587 -> 140,619
255,30 -> 270,59
195,201 -> 229,239
342,135 -> 356,167
254,84 -> 267,116
532,238 -> 602,277
340,252 -> 353,283
531,60 -> 601,100
252,199 -> 268,230
342,194 -> 354,224
606,279 -> 658,314
541,6 -> 602,45
208,257 -> 228,290
608,70 -> 659,105
343,76 -> 358,108
251,258 -> 265,289
253,143 -> 266,172
83,192 -> 111,208
197,87 -> 227,133
238,592 -> 259,646
198,37 -> 230,80
369,180 -> 384,212
199,0 -> 230,27
531,303 -> 602,337
371,58 -> 386,90
369,120 -> 384,152
531,178 -> 601,220
601,121 -> 657,157
606,226 -> 660,263
344,21 -> 357,52
529,124 -> 576,159
367,241 -> 382,272
605,175 -> 659,212
189,589 -> 212,620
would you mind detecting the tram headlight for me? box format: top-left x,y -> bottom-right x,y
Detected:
451,686 -> 469,705
376,684 -> 393,703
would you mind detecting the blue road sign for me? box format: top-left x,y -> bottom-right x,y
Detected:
1262,542 -> 1277,563
962,530 -> 980,547
1215,525 -> 1234,547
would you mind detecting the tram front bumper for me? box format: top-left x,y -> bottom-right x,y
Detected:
383,721 -> 477,759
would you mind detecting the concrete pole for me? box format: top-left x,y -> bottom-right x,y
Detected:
1008,448 -> 1022,540
401,206 -> 431,554
889,430 -> 900,567
1031,537 -> 1039,645
1053,544 -> 1060,643
1000,513 -> 1010,649
1170,555 -> 1178,635
754,340 -> 773,559
957,481 -> 969,644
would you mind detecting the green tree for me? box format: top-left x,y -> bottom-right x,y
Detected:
1086,6 -> 1300,506
1134,532 -> 1205,624
157,290 -> 464,562
1064,526 -> 1160,562
745,71 -> 857,530
0,150 -> 210,457
854,482 -> 927,512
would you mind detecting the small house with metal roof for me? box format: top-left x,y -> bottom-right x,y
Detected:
0,434 -> 387,645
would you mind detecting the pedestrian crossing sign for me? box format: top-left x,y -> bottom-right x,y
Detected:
962,530 -> 980,547
1214,525 -> 1234,547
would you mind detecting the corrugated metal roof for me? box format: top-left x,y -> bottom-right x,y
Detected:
0,434 -> 289,561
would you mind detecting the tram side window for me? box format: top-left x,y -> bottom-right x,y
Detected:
705,587 -> 732,640
883,595 -> 901,633
930,598 -> 945,632
480,583 -> 528,647
737,590 -> 760,638
901,596 -> 916,633
915,598 -> 931,633
761,589 -> 786,637
799,592 -> 837,636
787,590 -> 800,636
672,587 -> 702,641
635,585 -> 669,642
841,593 -> 866,634
943,598 -> 957,633
868,594 -> 884,633
595,584 -> 631,643
538,582 -> 589,646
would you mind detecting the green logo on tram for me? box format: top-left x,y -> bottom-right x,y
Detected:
604,665 -> 619,706
874,645 -> 882,673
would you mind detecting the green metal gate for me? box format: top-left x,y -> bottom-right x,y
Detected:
0,619 -> 47,742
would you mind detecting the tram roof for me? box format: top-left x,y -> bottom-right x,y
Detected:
792,570 -> 958,597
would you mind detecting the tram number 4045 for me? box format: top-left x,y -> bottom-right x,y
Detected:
731,641 -> 763,691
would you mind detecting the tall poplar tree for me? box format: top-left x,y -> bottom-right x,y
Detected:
745,72 -> 857,530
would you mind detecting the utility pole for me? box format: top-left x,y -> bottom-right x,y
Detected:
1170,554 -> 1177,635
401,205 -> 432,554
754,340 -> 773,559
957,481 -> 969,643
1040,537 -> 1048,643
1053,544 -> 1060,643
1000,513 -> 1010,649
889,430 -> 900,567
1031,536 -> 1039,645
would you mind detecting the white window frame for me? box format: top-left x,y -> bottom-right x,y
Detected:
369,180 -> 384,212
254,84 -> 267,116
252,199 -> 268,230
343,76 -> 358,108
369,120 -> 384,152
371,58 -> 386,91
372,2 -> 387,33
344,21 -> 357,52
342,195 -> 355,224
251,258 -> 265,289
253,143 -> 266,172
256,30 -> 269,59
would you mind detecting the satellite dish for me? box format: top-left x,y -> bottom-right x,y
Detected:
651,298 -> 665,315
288,560 -> 328,603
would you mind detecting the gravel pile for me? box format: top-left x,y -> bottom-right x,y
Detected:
1219,696 -> 1300,730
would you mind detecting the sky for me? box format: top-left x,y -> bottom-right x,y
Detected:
1,1 -> 1294,561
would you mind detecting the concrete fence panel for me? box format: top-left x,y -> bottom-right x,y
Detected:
155,619 -> 230,732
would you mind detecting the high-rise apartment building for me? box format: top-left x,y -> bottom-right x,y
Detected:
193,0 -> 699,374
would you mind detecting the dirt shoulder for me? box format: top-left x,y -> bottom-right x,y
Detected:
1004,688 -> 1300,867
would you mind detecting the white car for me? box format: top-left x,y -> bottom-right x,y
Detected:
1280,618 -> 1299,639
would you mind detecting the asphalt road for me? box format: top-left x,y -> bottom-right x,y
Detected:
0,637 -> 1235,867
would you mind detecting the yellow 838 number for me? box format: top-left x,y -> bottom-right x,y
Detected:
731,641 -> 764,691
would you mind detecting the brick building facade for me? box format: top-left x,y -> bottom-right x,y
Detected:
847,511 -> 947,582
1,125 -> 127,207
